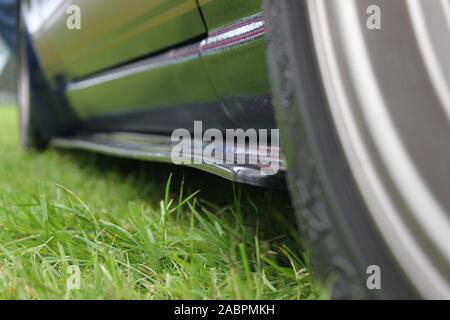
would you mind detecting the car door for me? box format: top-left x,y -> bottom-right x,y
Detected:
23,0 -> 206,81
197,0 -> 274,129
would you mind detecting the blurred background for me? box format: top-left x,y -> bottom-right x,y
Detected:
0,36 -> 15,105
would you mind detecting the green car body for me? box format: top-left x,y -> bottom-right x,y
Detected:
23,0 -> 273,131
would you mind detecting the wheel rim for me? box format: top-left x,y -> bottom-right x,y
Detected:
307,0 -> 450,298
17,8 -> 31,148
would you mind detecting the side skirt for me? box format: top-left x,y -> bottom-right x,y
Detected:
51,132 -> 286,188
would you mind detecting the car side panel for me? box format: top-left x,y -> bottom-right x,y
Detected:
64,11 -> 275,133
23,0 -> 276,136
66,46 -> 218,120
23,0 -> 206,81
197,1 -> 273,129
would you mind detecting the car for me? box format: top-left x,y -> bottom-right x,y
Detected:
17,0 -> 450,299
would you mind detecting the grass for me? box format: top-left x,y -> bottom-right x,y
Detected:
0,105 -> 321,299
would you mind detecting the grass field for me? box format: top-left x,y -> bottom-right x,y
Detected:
0,106 -> 321,299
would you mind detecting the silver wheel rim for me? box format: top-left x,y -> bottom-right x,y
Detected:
307,0 -> 450,298
17,10 -> 31,147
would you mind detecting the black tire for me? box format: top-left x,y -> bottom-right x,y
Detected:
264,0 -> 421,299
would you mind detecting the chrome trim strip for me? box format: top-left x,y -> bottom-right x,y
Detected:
51,131 -> 286,188
200,15 -> 265,53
